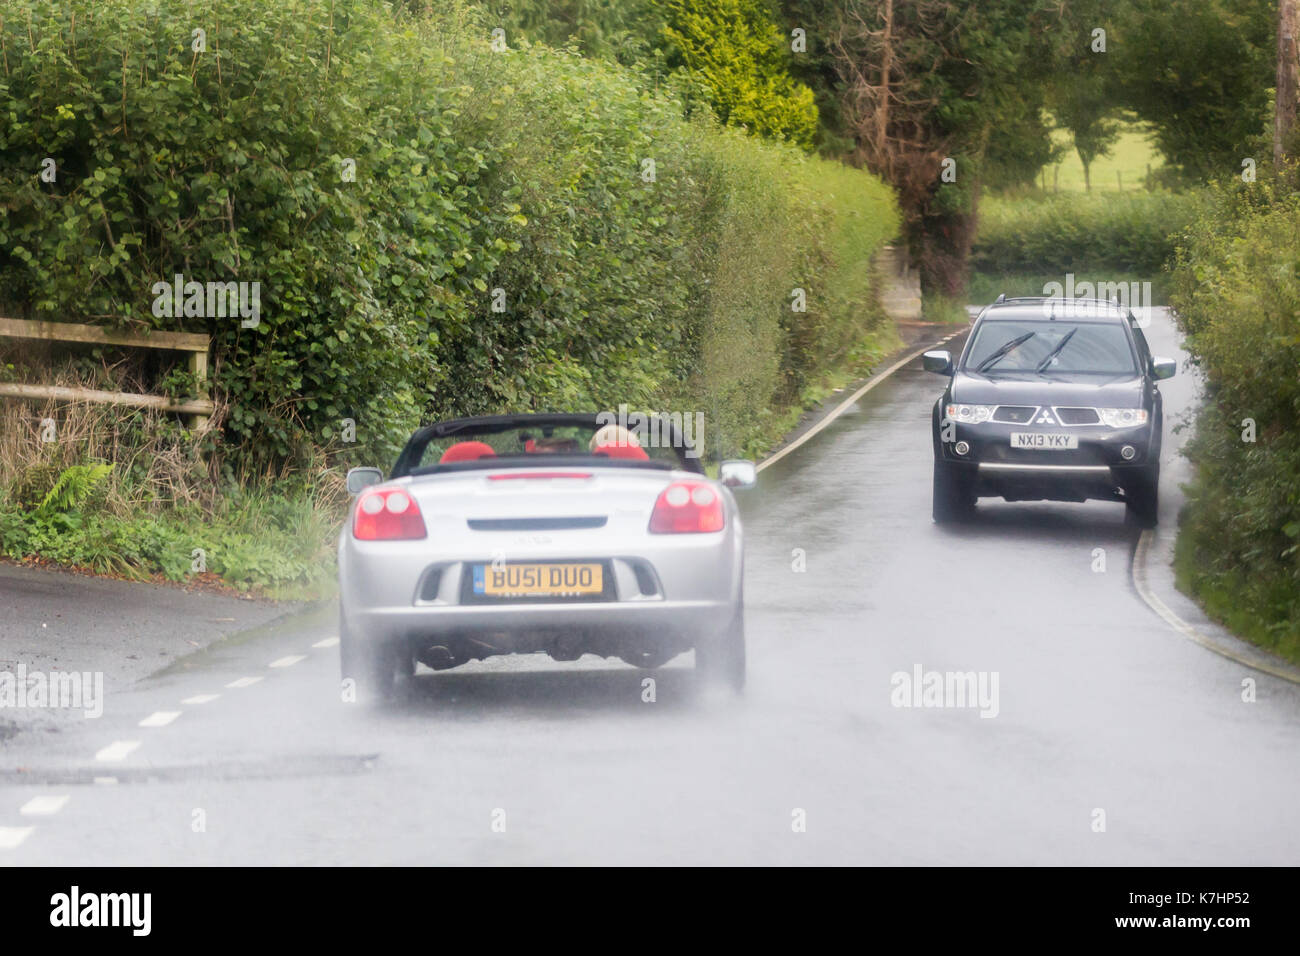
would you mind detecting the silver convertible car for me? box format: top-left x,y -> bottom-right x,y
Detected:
339,413 -> 756,700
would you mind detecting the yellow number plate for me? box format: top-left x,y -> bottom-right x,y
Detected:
475,563 -> 603,596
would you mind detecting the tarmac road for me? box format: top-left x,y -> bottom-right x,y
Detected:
2,309 -> 1298,865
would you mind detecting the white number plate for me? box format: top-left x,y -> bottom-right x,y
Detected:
1010,432 -> 1078,450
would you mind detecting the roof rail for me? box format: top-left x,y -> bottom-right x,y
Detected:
994,293 -> 1006,303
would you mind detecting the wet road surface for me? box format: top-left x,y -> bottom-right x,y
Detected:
3,310 -> 1298,865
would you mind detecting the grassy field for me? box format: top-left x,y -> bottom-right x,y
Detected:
1038,116 -> 1166,193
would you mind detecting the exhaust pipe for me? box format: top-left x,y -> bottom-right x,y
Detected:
418,645 -> 459,670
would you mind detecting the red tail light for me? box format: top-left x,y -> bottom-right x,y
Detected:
353,487 -> 427,540
648,480 -> 725,533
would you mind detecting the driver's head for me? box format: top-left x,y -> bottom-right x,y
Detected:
589,423 -> 642,451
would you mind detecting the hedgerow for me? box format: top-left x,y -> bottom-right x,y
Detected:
0,0 -> 898,470
1168,181 -> 1300,663
972,191 -> 1206,275
0,0 -> 898,592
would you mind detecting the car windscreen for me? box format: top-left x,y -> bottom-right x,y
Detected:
408,420 -> 691,473
963,320 -> 1138,375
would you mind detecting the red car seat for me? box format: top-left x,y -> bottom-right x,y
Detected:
592,442 -> 649,461
439,441 -> 498,463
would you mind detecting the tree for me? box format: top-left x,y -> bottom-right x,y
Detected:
1048,83 -> 1122,192
1277,0 -> 1299,167
1043,1 -> 1123,192
774,0 -> 859,154
984,91 -> 1062,192
1114,0 -> 1273,182
662,0 -> 820,148
829,0 -> 1054,305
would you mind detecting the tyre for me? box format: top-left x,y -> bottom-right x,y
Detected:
339,605 -> 404,704
932,459 -> 976,524
695,604 -> 745,692
1124,463 -> 1159,527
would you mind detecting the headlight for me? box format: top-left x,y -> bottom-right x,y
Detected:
1098,407 -> 1149,428
945,403 -> 995,424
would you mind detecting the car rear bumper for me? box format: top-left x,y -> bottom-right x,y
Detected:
348,597 -> 732,644
338,532 -> 740,647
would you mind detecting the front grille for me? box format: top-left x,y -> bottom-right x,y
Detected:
992,405 -> 1037,424
1055,407 -> 1101,425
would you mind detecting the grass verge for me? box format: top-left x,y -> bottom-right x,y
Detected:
1174,509 -> 1300,667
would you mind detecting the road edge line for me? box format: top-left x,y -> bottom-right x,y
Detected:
1132,529 -> 1300,685
757,330 -> 964,474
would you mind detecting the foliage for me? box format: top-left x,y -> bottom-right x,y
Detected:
0,0 -> 895,475
37,463 -> 113,516
1039,0 -> 1123,192
1112,0 -> 1274,183
0,0 -> 899,593
827,0 -> 1057,297
480,0 -> 665,65
983,95 -> 1063,193
971,191 -> 1206,274
0,480 -> 340,597
662,0 -> 818,149
1167,180 -> 1300,662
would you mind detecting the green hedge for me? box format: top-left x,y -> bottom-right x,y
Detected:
971,191 -> 1206,275
0,0 -> 898,469
1168,182 -> 1300,663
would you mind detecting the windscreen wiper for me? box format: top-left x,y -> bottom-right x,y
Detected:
976,331 -> 1036,372
1035,327 -> 1078,372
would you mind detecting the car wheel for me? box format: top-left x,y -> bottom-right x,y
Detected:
1124,463 -> 1159,528
695,605 -> 745,692
339,606 -> 402,704
932,459 -> 975,524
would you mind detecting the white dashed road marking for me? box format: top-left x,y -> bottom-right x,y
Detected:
225,677 -> 263,689
93,777 -> 119,786
20,795 -> 70,816
312,637 -> 339,648
94,741 -> 141,762
182,694 -> 220,705
269,655 -> 306,668
0,827 -> 34,849
138,711 -> 181,728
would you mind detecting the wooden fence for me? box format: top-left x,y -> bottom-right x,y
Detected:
0,317 -> 213,428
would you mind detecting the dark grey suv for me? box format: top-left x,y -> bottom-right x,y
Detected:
924,296 -> 1176,526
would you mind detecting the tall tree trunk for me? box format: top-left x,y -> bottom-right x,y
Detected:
877,0 -> 893,182
911,185 -> 979,302
1276,0 -> 1298,167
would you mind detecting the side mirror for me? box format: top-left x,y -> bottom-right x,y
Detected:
1151,356 -> 1177,380
922,350 -> 953,374
346,467 -> 384,495
718,460 -> 757,489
